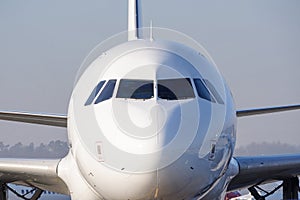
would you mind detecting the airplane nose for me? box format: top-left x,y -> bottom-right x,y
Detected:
94,98 -> 200,173
87,98 -> 209,199
111,99 -> 186,150
114,101 -> 169,139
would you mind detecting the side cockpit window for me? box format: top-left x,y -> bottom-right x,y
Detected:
85,80 -> 106,106
158,78 -> 195,100
85,79 -> 117,105
95,79 -> 117,104
203,79 -> 224,104
116,79 -> 154,100
193,78 -> 224,104
194,78 -> 215,103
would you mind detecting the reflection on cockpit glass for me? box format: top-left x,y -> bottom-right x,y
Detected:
158,78 -> 195,100
117,79 -> 154,99
193,78 -> 215,103
95,79 -> 117,104
203,79 -> 224,104
85,80 -> 106,106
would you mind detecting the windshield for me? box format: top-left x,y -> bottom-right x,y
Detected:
158,78 -> 195,100
86,78 -> 197,104
203,79 -> 224,104
95,79 -> 117,104
116,79 -> 154,99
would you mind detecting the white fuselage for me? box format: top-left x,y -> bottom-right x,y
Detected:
58,39 -> 237,200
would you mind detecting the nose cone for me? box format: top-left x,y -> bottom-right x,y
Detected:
94,98 -> 200,173
113,100 -> 171,140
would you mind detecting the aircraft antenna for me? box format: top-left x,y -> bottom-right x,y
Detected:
150,20 -> 153,41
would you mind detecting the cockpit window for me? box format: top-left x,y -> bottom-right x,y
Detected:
203,79 -> 224,104
193,78 -> 215,103
85,80 -> 106,106
95,79 -> 116,104
158,78 -> 195,100
116,79 -> 154,99
85,78 -> 223,105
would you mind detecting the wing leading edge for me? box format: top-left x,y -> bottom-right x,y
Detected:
228,155 -> 300,192
0,158 -> 69,195
236,104 -> 300,117
0,111 -> 67,127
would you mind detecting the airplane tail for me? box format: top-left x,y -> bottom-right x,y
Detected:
128,0 -> 142,40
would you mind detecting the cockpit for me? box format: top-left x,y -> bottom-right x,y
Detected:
85,78 -> 224,106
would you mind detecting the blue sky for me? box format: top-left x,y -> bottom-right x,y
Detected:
0,0 -> 300,148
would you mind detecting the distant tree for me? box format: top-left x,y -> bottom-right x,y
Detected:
9,142 -> 24,157
0,142 -> 9,156
234,142 -> 300,156
24,142 -> 35,156
0,142 -> 9,152
0,140 -> 69,158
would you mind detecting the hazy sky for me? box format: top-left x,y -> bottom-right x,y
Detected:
0,0 -> 299,148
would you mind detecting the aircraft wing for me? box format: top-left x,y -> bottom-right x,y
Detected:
0,158 -> 69,194
0,111 -> 67,127
228,155 -> 300,191
229,104 -> 300,191
0,111 -> 68,194
236,104 -> 300,117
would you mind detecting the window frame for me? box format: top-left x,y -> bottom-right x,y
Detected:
203,79 -> 224,104
157,78 -> 195,100
94,79 -> 117,104
193,78 -> 216,103
85,80 -> 106,106
116,79 -> 154,100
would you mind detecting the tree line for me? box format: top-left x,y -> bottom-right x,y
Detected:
1,140 -> 299,158
0,140 -> 69,158
234,141 -> 300,156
